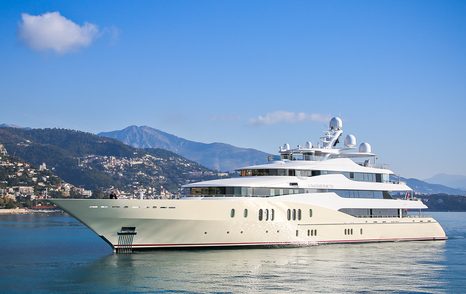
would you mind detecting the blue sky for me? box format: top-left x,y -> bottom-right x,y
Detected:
0,0 -> 465,179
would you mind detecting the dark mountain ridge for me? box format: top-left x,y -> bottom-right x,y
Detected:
99,125 -> 271,171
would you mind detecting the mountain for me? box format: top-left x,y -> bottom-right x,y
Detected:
0,127 -> 216,195
425,173 -> 466,191
418,194 -> 466,211
0,123 -> 29,129
399,177 -> 466,196
99,126 -> 271,171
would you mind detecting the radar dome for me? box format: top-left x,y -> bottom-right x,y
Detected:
283,143 -> 290,151
304,141 -> 313,149
359,142 -> 372,153
344,134 -> 357,148
329,117 -> 343,130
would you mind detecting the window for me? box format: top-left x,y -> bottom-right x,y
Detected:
298,209 -> 302,220
244,209 -> 248,218
292,209 -> 296,221
258,209 -> 263,221
309,209 -> 313,218
271,209 -> 275,221
287,209 -> 291,221
360,228 -> 363,235
265,209 -> 269,221
307,229 -> 310,236
230,209 -> 235,218
296,230 -> 299,237
376,174 -> 382,182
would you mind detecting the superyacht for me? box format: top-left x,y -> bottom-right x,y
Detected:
52,117 -> 446,252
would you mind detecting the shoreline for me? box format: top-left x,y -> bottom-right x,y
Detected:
0,208 -> 62,215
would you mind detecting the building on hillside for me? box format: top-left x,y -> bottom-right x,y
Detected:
39,163 -> 47,171
14,186 -> 35,195
0,144 -> 7,156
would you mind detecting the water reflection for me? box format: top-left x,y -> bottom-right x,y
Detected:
64,241 -> 447,293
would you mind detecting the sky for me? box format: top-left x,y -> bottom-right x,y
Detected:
0,0 -> 465,179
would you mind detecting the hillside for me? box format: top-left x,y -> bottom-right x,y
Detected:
0,127 -> 217,196
425,173 -> 466,191
418,194 -> 466,211
401,177 -> 466,196
99,126 -> 270,171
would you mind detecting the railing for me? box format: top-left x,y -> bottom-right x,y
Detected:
352,214 -> 430,219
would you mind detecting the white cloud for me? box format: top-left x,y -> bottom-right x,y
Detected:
18,12 -> 99,54
250,111 -> 330,126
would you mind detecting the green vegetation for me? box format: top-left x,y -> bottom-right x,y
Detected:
0,127 -> 219,197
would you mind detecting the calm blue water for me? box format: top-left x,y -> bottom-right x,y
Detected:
0,212 -> 465,293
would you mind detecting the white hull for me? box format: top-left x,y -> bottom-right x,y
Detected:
52,195 -> 447,251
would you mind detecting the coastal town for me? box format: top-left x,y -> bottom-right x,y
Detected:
0,141 -> 227,212
0,143 -> 92,212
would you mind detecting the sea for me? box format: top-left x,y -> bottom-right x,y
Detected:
0,212 -> 465,293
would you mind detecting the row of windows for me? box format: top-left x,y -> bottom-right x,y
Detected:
190,187 -> 397,200
231,208 -> 313,220
190,187 -> 315,197
230,208 -> 249,218
344,228 -> 363,235
239,169 -> 389,183
330,190 -> 391,199
287,209 -> 313,221
308,229 -> 317,236
258,209 -> 275,221
339,208 -> 406,218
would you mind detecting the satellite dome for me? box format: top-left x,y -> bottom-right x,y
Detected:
304,141 -> 313,149
359,142 -> 372,153
329,117 -> 343,130
344,134 -> 357,148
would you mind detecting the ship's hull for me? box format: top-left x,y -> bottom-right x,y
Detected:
51,196 -> 446,252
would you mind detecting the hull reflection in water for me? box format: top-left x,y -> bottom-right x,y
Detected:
67,241 -> 447,293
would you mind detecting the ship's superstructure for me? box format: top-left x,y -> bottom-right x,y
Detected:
52,117 -> 446,252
